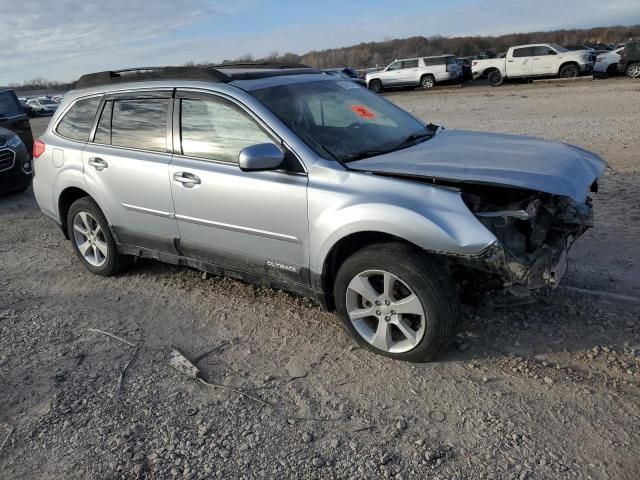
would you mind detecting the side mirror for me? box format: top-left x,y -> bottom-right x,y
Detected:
549,50 -> 557,55
238,143 -> 284,172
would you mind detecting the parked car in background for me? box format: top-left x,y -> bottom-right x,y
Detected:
366,55 -> 461,93
51,94 -> 64,103
617,41 -> 640,78
26,97 -> 58,115
33,65 -> 604,361
18,97 -> 37,117
0,126 -> 32,194
594,46 -> 625,77
321,69 -> 367,87
0,88 -> 34,153
472,44 -> 594,86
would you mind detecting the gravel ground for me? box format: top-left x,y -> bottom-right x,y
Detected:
1,77 -> 639,480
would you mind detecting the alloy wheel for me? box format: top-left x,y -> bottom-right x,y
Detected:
628,64 -> 640,78
345,270 -> 426,353
72,211 -> 108,267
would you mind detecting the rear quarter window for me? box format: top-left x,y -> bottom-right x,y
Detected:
56,97 -> 101,141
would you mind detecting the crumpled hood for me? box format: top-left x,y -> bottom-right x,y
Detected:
349,129 -> 607,203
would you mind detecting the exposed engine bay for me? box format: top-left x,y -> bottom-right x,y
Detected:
455,183 -> 598,294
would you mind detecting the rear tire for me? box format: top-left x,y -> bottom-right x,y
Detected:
368,79 -> 383,93
627,63 -> 640,78
559,64 -> 579,78
333,242 -> 460,362
420,75 -> 435,89
487,70 -> 504,86
67,197 -> 129,276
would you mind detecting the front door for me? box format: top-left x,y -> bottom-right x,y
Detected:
531,46 -> 558,75
82,92 -> 179,251
398,59 -> 419,85
382,61 -> 404,86
507,47 -> 534,77
168,91 -> 310,285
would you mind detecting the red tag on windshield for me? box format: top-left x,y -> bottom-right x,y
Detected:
351,104 -> 376,119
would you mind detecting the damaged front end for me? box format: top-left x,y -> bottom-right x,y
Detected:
454,184 -> 597,295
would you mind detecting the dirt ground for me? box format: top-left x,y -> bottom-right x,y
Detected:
1,77 -> 639,480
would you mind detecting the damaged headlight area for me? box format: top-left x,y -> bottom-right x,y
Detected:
454,185 -> 596,294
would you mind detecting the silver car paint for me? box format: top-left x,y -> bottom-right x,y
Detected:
33,74 -> 599,296
349,129 -> 606,204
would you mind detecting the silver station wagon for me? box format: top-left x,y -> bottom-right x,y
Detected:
32,64 -> 605,362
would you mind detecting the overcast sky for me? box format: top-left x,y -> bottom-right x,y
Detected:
2,0 -> 639,85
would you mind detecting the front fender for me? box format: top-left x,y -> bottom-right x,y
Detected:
307,166 -> 497,275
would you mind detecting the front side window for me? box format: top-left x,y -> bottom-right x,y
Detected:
387,62 -> 401,71
111,98 -> 169,152
533,46 -> 556,56
401,59 -> 418,69
180,97 -> 273,163
56,96 -> 101,141
93,101 -> 113,144
250,79 -> 431,162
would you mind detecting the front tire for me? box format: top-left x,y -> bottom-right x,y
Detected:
67,197 -> 129,276
559,64 -> 579,78
368,79 -> 383,93
487,70 -> 504,86
333,242 -> 460,362
627,63 -> 640,78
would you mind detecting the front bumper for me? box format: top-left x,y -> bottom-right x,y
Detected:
0,143 -> 32,193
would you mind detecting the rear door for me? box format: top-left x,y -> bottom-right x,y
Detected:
531,46 -> 558,75
168,90 -> 309,285
81,91 -> 179,252
507,47 -> 534,77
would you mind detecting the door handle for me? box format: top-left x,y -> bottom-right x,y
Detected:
173,172 -> 201,188
88,157 -> 108,171
507,60 -> 515,63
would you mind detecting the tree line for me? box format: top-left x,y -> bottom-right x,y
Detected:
6,24 -> 639,89
222,24 -> 640,69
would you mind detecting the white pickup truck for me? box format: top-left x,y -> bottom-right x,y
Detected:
472,44 -> 595,86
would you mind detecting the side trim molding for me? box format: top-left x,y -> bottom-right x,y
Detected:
122,203 -> 175,219
175,213 -> 301,244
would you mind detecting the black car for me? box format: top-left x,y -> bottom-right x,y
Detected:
618,41 -> 640,78
0,89 -> 34,194
0,88 -> 34,152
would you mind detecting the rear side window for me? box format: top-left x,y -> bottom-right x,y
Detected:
111,98 -> 169,152
56,97 -> 101,141
512,47 -> 534,58
0,91 -> 23,117
180,97 -> 273,163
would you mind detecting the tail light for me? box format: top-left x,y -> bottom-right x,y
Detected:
33,139 -> 45,159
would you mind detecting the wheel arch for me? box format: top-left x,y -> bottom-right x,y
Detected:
558,61 -> 580,74
57,186 -> 94,239
316,231 -> 424,311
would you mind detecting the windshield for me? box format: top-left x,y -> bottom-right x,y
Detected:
0,91 -> 23,117
552,44 -> 569,53
250,80 -> 431,162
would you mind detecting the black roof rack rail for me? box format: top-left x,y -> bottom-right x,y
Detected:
74,66 -> 232,90
214,62 -> 311,69
74,63 -> 317,90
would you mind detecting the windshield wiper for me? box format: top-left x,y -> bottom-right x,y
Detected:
390,131 -> 435,151
343,149 -> 391,162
